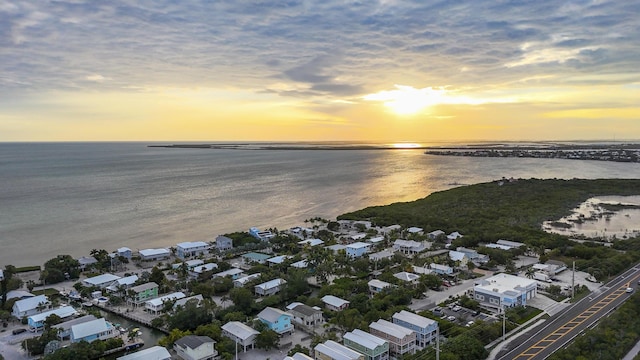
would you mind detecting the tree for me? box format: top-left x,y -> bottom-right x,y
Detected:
255,329 -> 279,350
158,328 -> 192,347
288,344 -> 310,356
41,255 -> 79,284
167,300 -> 213,331
149,266 -> 166,286
442,333 -> 488,360
228,287 -> 255,313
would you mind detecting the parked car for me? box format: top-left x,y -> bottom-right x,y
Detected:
452,305 -> 462,312
465,320 -> 475,327
447,315 -> 456,322
12,328 -> 27,335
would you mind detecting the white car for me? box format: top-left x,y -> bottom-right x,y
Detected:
447,315 -> 456,322
452,305 -> 462,312
626,287 -> 634,293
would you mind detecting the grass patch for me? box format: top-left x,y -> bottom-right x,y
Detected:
14,266 -> 41,273
32,288 -> 60,296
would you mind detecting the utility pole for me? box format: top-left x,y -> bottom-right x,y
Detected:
572,261 -> 576,299
502,306 -> 506,342
436,326 -> 440,360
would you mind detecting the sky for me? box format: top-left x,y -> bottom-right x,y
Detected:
1,0 -> 639,142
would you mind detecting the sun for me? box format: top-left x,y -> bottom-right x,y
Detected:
363,85 -> 446,115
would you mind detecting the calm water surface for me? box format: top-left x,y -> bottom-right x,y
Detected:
2,142 -> 640,266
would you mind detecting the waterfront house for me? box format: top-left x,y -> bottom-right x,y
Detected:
117,247 -> 132,259
393,271 -> 420,286
145,292 -> 186,314
174,335 -> 217,360
128,282 -> 159,307
249,227 -> 275,241
369,318 -> 416,357
284,353 -> 314,360
321,295 -> 350,311
173,259 -> 205,271
257,307 -> 294,335
54,315 -> 96,340
368,279 -> 392,296
473,273 -> 537,311
28,306 -> 77,331
429,263 -> 454,275
287,303 -> 323,328
71,317 -> 117,343
346,242 -> 371,258
298,238 -> 324,247
233,273 -> 261,287
315,340 -> 364,360
427,230 -> 445,240
106,275 -> 139,293
117,346 -> 171,360
393,239 -> 426,255
12,295 -> 50,319
221,321 -> 259,352
241,252 -> 271,266
176,241 -> 210,259
343,329 -> 389,360
173,294 -> 204,311
6,290 -> 34,301
213,267 -> 245,280
83,273 -> 121,289
215,235 -> 233,251
255,278 -> 287,296
77,256 -> 98,271
392,310 -> 438,349
139,248 -> 171,261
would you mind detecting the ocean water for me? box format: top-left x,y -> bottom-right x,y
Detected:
2,142 -> 640,267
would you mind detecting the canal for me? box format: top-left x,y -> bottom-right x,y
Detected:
99,310 -> 165,358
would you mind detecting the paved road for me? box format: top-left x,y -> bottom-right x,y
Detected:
497,263 -> 640,360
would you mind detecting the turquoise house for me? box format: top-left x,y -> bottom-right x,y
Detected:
257,307 -> 294,335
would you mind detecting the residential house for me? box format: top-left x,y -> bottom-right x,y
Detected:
267,255 -> 291,267
448,251 -> 469,267
172,259 -> 205,271
412,265 -> 433,275
350,233 -> 367,242
369,319 -> 416,357
233,273 -> 261,288
173,295 -> 204,312
213,268 -> 245,280
367,236 -> 385,245
28,306 -> 77,331
290,259 -> 308,269
5,290 -> 34,301
128,282 -> 159,307
407,227 -> 423,235
117,346 -> 171,360
315,340 -> 364,360
343,329 -> 389,360
174,335 -> 217,360
393,240 -> 426,255
71,317 -> 117,343
215,235 -> 233,251
241,252 -> 271,266
190,263 -> 218,279
496,239 -> 525,249
77,256 -> 98,271
393,272 -> 420,286
456,247 -> 489,264
429,263 -> 454,275
287,303 -> 323,328
427,230 -> 445,240
473,273 -> 537,311
12,295 -> 51,319
176,241 -> 210,259
83,273 -> 121,289
249,227 -> 275,241
257,307 -> 294,335
255,278 -> 287,296
117,247 -> 132,259
392,310 -> 439,349
145,292 -> 186,314
106,275 -> 139,293
55,315 -> 97,340
139,248 -> 171,261
485,243 -> 512,250
321,295 -> 350,311
284,353 -> 314,360
369,249 -> 395,262
447,232 -> 464,242
221,321 -> 259,352
380,224 -> 402,235
346,242 -> 371,258
298,238 -> 324,247
325,244 -> 347,254
368,279 -> 392,296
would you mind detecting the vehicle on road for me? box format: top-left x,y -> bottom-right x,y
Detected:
626,287 -> 634,293
12,328 -> 27,335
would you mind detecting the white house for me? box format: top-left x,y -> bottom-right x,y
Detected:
447,232 -> 464,242
267,255 -> 291,267
429,263 -> 454,275
190,263 -> 218,279
233,273 -> 261,287
427,230 -> 445,240
393,239 -> 426,255
117,247 -> 132,259
77,256 -> 98,271
290,260 -> 308,269
298,238 -> 324,247
325,244 -> 346,254
176,241 -> 210,259
249,227 -> 275,241
368,279 -> 393,296
12,295 -> 50,319
83,273 -> 122,289
392,310 -> 439,349
139,248 -> 171,261
215,235 -> 233,251
369,249 -> 395,261
283,353 -> 314,360
473,273 -> 537,311
213,268 -> 245,280
367,236 -> 386,245
346,242 -> 371,258
496,239 -> 525,249
71,317 -> 118,343
145,292 -> 186,314
28,306 -> 77,331
173,295 -> 204,311
394,271 -> 420,285
117,346 -> 171,360
314,340 -> 364,360
173,259 -> 205,270
106,275 -> 139,293
221,321 -> 259,352
254,278 -> 286,296
407,227 -> 423,234
448,251 -> 469,266
174,335 -> 217,360
321,295 -> 350,311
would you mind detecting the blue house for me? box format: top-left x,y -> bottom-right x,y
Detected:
392,310 -> 439,349
71,318 -> 118,343
257,307 -> 294,335
28,306 -> 77,331
346,242 -> 371,258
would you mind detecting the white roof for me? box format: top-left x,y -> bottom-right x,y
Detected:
290,260 -> 308,268
54,315 -> 97,332
449,251 -> 467,262
393,310 -> 437,329
394,239 -> 422,248
496,239 -> 525,248
214,268 -> 244,277
315,341 -> 362,360
368,279 -> 391,288
298,238 -> 324,246
394,272 -> 420,282
234,273 -> 261,285
325,244 -> 346,252
139,248 -> 170,256
284,353 -> 314,360
6,290 -> 34,300
173,295 -> 204,309
117,247 -> 131,253
146,292 -> 186,306
407,227 -> 423,233
107,275 -> 138,291
185,259 -> 205,267
177,241 -> 209,249
428,230 -> 445,236
475,273 -> 537,294
117,346 -> 171,360
486,243 -> 512,250
193,263 -> 218,273
347,241 -> 370,249
267,255 -> 290,264
258,307 -> 290,323
72,318 -> 111,340
14,295 -> 48,313
256,278 -> 286,290
222,321 -> 259,340
368,236 -> 385,243
322,295 -> 349,308
84,273 -> 121,286
344,329 -> 387,350
370,318 -> 414,339
29,306 -> 77,323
